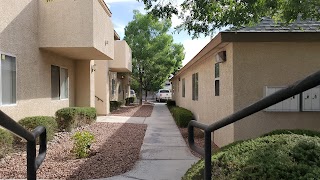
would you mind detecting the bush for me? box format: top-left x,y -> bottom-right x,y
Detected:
55,107 -> 97,132
18,116 -> 57,142
166,99 -> 176,107
169,106 -> 194,128
72,131 -> 95,158
263,129 -> 320,138
0,129 -> 13,158
183,130 -> 320,180
110,101 -> 122,112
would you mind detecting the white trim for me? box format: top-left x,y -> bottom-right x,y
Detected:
0,52 -> 17,106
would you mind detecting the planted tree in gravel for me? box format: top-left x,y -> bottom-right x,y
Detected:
124,11 -> 185,104
139,0 -> 320,38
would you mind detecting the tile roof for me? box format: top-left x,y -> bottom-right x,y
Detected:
225,17 -> 320,32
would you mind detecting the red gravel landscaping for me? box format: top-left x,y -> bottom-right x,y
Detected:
0,123 -> 147,179
109,103 -> 154,117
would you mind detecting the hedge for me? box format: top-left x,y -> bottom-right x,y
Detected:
169,106 -> 194,128
0,128 -> 13,158
110,101 -> 122,112
55,107 -> 97,132
18,116 -> 57,141
183,130 -> 320,180
166,99 -> 176,107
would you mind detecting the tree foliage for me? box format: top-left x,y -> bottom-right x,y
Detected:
124,11 -> 184,102
140,0 -> 320,38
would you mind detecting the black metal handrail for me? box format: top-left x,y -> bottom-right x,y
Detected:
95,95 -> 104,102
188,70 -> 320,180
0,111 -> 47,180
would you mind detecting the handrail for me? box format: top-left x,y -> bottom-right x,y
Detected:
188,70 -> 320,180
95,95 -> 104,102
0,111 -> 47,180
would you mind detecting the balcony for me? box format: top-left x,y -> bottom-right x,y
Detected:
109,40 -> 132,72
39,0 -> 114,60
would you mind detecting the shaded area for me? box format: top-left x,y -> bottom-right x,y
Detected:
0,123 -> 147,179
179,127 -> 219,158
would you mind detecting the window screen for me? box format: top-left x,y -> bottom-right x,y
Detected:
1,55 -> 16,105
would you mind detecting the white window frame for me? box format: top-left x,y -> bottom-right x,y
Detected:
51,65 -> 69,100
0,52 -> 17,106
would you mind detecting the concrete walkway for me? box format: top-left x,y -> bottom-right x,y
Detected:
97,103 -> 199,180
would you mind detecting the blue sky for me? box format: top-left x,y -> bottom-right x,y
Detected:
104,0 -> 212,66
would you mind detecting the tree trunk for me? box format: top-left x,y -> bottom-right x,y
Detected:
139,73 -> 143,105
145,90 -> 148,102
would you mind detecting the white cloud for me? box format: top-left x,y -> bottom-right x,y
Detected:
182,37 -> 211,66
113,22 -> 126,39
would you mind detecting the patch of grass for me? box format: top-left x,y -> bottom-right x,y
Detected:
183,130 -> 320,180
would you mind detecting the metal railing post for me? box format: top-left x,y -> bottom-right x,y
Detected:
204,130 -> 212,180
27,140 -> 36,180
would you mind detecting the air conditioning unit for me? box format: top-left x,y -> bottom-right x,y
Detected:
215,51 -> 226,63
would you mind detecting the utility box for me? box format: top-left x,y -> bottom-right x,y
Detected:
265,86 -> 300,112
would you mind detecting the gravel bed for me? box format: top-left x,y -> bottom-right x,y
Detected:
179,127 -> 219,158
0,123 -> 147,179
109,104 -> 153,117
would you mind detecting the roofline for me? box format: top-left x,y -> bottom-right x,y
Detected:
114,30 -> 120,40
98,0 -> 112,17
173,32 -> 320,79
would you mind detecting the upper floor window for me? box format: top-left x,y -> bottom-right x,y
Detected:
192,73 -> 198,101
182,78 -> 185,97
215,63 -> 220,96
51,65 -> 69,100
1,53 -> 16,105
111,79 -> 115,95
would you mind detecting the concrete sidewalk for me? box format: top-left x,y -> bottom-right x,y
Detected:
97,103 -> 199,180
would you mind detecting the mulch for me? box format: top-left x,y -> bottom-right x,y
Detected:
109,103 -> 154,117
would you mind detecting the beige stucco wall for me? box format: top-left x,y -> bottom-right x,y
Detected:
75,61 -> 93,107
172,43 -> 235,146
109,41 -> 132,72
94,60 -> 110,115
39,0 -> 114,60
0,0 -> 75,121
233,42 -> 320,142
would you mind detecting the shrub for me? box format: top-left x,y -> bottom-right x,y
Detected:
183,131 -> 320,180
110,101 -> 122,112
263,129 -> 320,138
0,129 -> 13,158
55,107 -> 97,132
18,116 -> 57,141
72,131 -> 95,158
169,106 -> 194,128
166,99 -> 176,107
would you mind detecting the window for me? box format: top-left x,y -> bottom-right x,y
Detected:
192,73 -> 198,101
215,63 -> 220,96
0,53 -> 16,105
111,79 -> 115,95
51,65 -> 68,100
182,78 -> 185,97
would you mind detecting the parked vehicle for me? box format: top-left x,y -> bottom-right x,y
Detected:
129,89 -> 136,98
156,89 -> 172,102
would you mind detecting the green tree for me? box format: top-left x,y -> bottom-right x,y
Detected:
124,11 -> 184,104
140,0 -> 320,38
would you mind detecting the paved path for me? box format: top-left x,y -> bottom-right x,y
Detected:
97,103 -> 199,180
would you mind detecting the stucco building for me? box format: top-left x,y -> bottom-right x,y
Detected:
0,0 -> 132,120
171,18 -> 320,147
